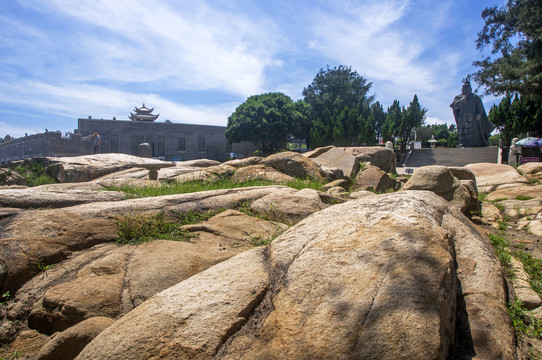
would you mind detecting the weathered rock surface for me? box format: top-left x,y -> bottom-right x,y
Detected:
352,164 -> 395,192
7,210 -> 286,338
510,257 -> 542,310
76,192 -> 514,360
402,165 -> 478,214
340,146 -> 396,173
0,188 -> 126,209
518,162 -> 542,182
0,168 -> 27,186
260,151 -> 326,181
249,188 -> 328,223
465,163 -> 529,192
487,184 -> 542,201
307,146 -> 359,178
231,165 -> 294,183
0,186 -> 299,294
223,156 -> 264,168
43,154 -> 176,183
35,317 -> 114,360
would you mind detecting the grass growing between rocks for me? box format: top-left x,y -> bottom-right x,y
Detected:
105,178 -> 325,199
12,161 -> 56,186
488,233 -> 542,343
116,209 -> 221,245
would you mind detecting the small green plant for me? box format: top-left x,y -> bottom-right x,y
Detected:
528,178 -> 540,184
35,261 -> 55,278
0,291 -> 10,305
493,202 -> 505,212
492,198 -> 507,202
516,196 -> 534,201
0,350 -> 22,360
478,192 -> 489,202
497,219 -> 510,231
116,211 -> 195,245
508,299 -> 542,338
488,233 -> 513,275
512,251 -> 542,295
13,161 -> 56,186
243,226 -> 283,246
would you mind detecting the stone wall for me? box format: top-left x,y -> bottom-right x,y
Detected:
0,118 -> 257,164
0,132 -> 92,164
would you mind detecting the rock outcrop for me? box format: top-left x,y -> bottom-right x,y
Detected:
402,165 -> 479,214
76,191 -> 514,360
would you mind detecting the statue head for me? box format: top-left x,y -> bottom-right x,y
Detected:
461,80 -> 472,95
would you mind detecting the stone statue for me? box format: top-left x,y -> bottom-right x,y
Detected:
450,80 -> 494,147
508,137 -> 520,165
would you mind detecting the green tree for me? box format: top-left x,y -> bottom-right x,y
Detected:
382,100 -> 402,144
225,93 -> 305,155
371,101 -> 386,143
473,0 -> 542,101
302,65 -> 374,147
396,95 -> 427,152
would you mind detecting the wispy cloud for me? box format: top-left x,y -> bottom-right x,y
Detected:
13,0 -> 282,96
0,80 -> 236,130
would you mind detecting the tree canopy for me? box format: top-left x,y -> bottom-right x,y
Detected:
225,93 -> 306,155
473,0 -> 542,101
302,65 -> 374,147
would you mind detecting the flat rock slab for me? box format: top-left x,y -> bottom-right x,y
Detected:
44,153 -> 179,183
0,188 -> 126,209
465,163 -> 529,192
487,184 -> 542,201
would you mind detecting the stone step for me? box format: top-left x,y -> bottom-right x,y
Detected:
405,147 -> 499,167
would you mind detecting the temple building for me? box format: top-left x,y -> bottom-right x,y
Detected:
0,105 -> 255,163
129,104 -> 160,122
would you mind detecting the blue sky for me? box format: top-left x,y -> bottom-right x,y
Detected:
0,0 -> 505,138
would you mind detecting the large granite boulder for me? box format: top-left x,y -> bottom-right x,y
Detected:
340,146 -> 396,173
231,165 -> 294,183
0,186 -> 300,294
487,184 -> 542,201
76,191 -> 515,359
464,163 -> 529,192
402,165 -> 478,214
352,164 -> 396,192
0,187 -> 126,209
260,152 -> 326,181
223,157 -> 264,168
518,162 -> 542,182
22,210 -> 287,335
35,317 -> 114,360
43,154 -> 176,183
0,168 -> 27,186
306,146 -> 359,178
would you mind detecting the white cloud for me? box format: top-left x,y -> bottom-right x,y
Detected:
0,80 -> 233,133
14,0 -> 281,97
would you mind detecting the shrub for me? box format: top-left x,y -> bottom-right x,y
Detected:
13,161 -> 56,186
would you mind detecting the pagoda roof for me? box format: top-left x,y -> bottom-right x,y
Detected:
133,103 -> 154,114
129,113 -> 160,122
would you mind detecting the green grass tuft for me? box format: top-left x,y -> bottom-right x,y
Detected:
116,211 -> 194,245
508,299 -> 542,339
105,177 -> 324,198
516,195 -> 534,201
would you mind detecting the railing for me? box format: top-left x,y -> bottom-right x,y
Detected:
197,151 -> 206,159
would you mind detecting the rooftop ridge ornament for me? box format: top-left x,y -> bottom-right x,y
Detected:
130,103 -> 159,122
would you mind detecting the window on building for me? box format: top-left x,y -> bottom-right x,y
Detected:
110,135 -> 119,153
157,136 -> 165,157
131,136 -> 144,155
198,138 -> 206,152
178,138 -> 186,151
